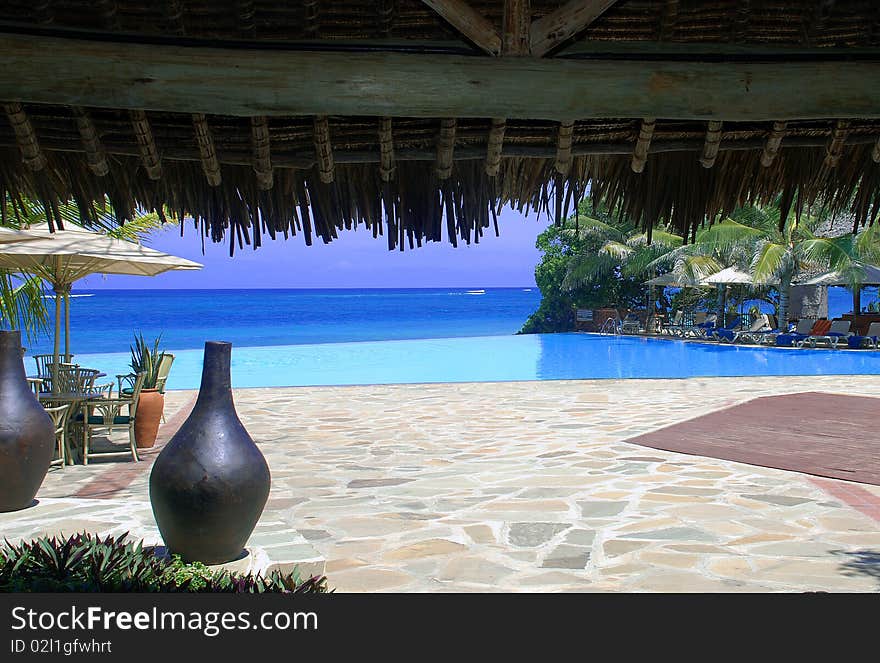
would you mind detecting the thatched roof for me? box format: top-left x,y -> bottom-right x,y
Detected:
1,1 -> 880,252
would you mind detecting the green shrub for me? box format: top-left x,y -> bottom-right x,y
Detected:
0,532 -> 329,593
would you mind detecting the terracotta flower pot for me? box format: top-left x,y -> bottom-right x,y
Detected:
134,389 -> 164,449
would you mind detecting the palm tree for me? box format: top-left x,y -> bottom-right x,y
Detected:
0,195 -> 173,342
673,202 -> 880,326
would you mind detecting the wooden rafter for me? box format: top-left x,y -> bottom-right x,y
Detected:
129,110 -> 162,180
34,0 -> 54,25
378,116 -> 395,182
873,135 -> 880,163
251,115 -> 273,189
313,115 -> 335,184
732,0 -> 750,43
631,117 -> 655,173
805,0 -> 835,45
71,107 -> 109,176
3,102 -> 47,172
192,113 -> 221,186
6,34 -> 880,121
658,0 -> 679,41
485,118 -> 506,177
95,0 -> 122,31
554,120 -> 575,175
531,0 -> 619,57
698,120 -> 723,168
303,0 -> 319,38
760,121 -> 787,167
378,0 -> 396,38
420,0 -> 502,56
236,0 -> 256,38
502,0 -> 531,56
435,118 -> 456,180
165,0 -> 186,36
824,119 -> 849,168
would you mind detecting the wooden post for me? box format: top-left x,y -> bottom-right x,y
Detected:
3,102 -> 47,172
313,116 -> 335,184
760,121 -> 787,167
71,107 -> 109,177
192,113 -> 221,186
379,117 -> 395,182
824,119 -> 849,168
251,116 -> 273,189
555,120 -> 575,175
699,120 -> 723,168
485,118 -> 506,177
631,117 -> 655,173
436,119 -> 457,180
129,110 -> 162,180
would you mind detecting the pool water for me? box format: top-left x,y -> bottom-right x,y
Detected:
72,333 -> 880,390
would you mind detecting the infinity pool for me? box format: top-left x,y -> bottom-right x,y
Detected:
71,333 -> 880,390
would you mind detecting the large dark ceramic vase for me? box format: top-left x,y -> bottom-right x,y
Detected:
150,341 -> 270,564
0,330 -> 55,512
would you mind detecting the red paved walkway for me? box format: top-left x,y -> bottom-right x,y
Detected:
628,391 -> 880,486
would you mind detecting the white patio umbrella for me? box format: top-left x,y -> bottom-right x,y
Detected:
802,263 -> 880,313
644,273 -> 704,287
0,228 -> 52,244
700,267 -> 780,286
0,223 -> 202,373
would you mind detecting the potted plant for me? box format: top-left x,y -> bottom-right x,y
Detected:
130,333 -> 165,449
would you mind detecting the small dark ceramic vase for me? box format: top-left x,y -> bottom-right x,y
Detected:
149,341 -> 270,564
0,330 -> 54,512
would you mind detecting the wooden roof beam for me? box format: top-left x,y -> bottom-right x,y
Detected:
420,0 -> 502,56
3,102 -> 47,172
503,0 -> 531,56
192,113 -> 221,186
129,110 -> 162,180
6,34 -> 880,121
313,115 -> 335,184
378,116 -> 395,182
631,117 -> 655,173
251,116 -> 273,189
531,0 -> 620,57
760,121 -> 787,167
71,107 -> 109,176
435,118 -> 456,180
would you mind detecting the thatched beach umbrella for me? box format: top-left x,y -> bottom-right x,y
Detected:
803,264 -> 880,312
0,223 -> 201,376
701,268 -> 779,324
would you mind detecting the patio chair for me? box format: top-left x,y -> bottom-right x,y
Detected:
683,313 -> 718,338
79,372 -> 146,465
846,321 -> 880,349
771,318 -> 821,347
660,310 -> 684,335
50,365 -> 102,394
799,319 -> 852,348
620,313 -> 641,334
32,353 -> 74,377
718,314 -> 771,344
42,404 -> 71,468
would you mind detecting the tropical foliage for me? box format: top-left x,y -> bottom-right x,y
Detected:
0,195 -> 173,343
0,532 -> 329,593
129,333 -> 163,390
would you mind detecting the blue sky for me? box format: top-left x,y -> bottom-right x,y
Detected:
77,208 -> 545,290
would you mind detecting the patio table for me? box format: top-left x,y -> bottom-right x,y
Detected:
38,391 -> 106,464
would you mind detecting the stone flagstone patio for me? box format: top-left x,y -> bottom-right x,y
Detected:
3,375 -> 880,592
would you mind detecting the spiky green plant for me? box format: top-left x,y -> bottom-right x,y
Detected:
129,333 -> 163,389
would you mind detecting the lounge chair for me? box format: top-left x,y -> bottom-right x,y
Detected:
709,316 -> 743,341
799,319 -> 852,348
620,313 -> 641,334
719,314 -> 771,344
772,318 -> 822,347
846,322 -> 880,349
660,311 -> 684,336
683,313 -> 718,338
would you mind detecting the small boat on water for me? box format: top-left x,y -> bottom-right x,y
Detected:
466,289 -> 485,295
